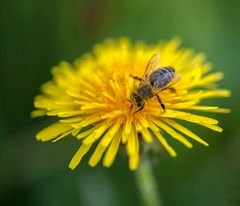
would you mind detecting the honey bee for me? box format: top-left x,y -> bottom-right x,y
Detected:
130,53 -> 181,113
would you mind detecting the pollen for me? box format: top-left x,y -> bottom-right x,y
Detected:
32,37 -> 230,170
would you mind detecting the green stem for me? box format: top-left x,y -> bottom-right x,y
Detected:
135,153 -> 163,206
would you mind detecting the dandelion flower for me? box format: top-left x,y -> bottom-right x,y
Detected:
32,38 -> 230,170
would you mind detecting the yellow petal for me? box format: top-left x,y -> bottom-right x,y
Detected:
136,114 -> 149,128
100,119 -> 122,147
201,72 -> 223,83
150,118 -> 193,148
110,80 -> 125,99
198,122 -> 223,132
76,127 -> 96,139
102,91 -> 115,102
125,115 -> 132,134
103,132 -> 122,167
129,133 -> 139,170
69,144 -> 92,170
36,122 -> 72,142
185,106 -> 230,113
71,128 -> 81,136
83,122 -> 111,144
168,100 -> 199,109
34,96 -> 56,109
66,90 -> 93,101
122,130 -> 128,144
151,129 -> 177,157
72,115 -> 102,128
122,117 -> 132,143
101,110 -> 122,119
126,125 -> 137,155
60,116 -> 84,123
136,123 -> 153,143
200,89 -> 231,99
31,110 -> 46,118
129,152 -> 140,171
47,110 -> 85,117
81,103 -> 109,110
162,118 -> 209,146
165,110 -> 219,125
205,108 -> 231,113
88,145 -> 105,167
185,105 -> 218,111
52,130 -> 72,143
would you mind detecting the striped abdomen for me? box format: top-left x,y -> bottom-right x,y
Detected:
149,66 -> 175,88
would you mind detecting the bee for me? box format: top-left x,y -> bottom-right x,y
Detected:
130,53 -> 181,113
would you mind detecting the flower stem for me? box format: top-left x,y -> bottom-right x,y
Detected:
134,152 -> 164,206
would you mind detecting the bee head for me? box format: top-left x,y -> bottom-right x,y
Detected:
130,93 -> 144,108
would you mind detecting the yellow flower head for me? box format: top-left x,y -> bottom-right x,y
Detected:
32,37 -> 230,170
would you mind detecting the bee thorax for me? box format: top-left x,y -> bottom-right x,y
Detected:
136,85 -> 152,98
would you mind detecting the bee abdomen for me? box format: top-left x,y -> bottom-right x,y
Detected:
150,66 -> 175,88
161,66 -> 175,74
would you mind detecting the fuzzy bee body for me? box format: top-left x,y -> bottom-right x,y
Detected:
130,53 -> 180,113
148,66 -> 175,88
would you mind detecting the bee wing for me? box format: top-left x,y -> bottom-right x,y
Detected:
164,72 -> 181,88
152,72 -> 181,95
142,53 -> 160,78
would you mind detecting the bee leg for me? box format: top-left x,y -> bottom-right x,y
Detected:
134,103 -> 145,114
155,94 -> 165,112
130,74 -> 143,81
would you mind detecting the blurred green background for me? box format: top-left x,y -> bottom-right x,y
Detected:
1,0 -> 240,205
